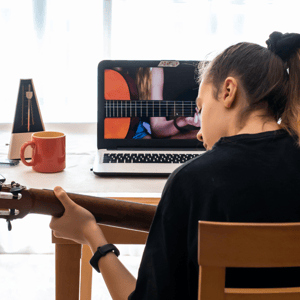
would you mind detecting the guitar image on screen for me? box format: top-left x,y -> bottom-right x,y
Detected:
104,69 -> 197,139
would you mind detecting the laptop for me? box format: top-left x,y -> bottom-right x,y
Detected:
93,60 -> 206,176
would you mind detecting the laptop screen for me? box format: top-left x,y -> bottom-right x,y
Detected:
98,60 -> 204,150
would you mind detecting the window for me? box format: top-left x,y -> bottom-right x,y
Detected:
1,0 -> 299,123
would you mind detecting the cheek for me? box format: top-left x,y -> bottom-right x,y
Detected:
200,110 -> 209,137
201,108 -> 219,148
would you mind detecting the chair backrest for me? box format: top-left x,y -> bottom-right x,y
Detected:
198,221 -> 300,300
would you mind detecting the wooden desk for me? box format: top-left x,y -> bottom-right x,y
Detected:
0,123 -> 166,299
52,196 -> 160,300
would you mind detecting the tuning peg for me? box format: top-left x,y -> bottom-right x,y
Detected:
7,219 -> 12,231
10,186 -> 22,199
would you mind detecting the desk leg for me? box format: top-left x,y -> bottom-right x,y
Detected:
80,245 -> 93,300
55,244 -> 81,300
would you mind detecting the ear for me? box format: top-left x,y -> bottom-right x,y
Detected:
222,77 -> 238,108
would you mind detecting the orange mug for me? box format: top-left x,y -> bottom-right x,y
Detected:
20,131 -> 66,173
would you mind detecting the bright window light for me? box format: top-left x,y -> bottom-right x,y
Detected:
0,0 -> 299,123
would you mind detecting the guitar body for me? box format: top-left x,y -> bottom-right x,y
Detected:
104,70 -> 131,139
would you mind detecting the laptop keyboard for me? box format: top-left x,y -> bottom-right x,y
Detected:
103,153 -> 200,164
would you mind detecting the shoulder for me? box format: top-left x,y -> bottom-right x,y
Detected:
163,147 -> 224,194
171,147 -> 226,178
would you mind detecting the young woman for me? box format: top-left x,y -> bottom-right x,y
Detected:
50,31 -> 300,300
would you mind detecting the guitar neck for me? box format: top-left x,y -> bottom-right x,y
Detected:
28,188 -> 157,232
105,100 -> 196,118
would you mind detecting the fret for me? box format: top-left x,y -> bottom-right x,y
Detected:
116,101 -> 118,117
130,101 -> 132,117
140,101 -> 142,117
106,99 -> 108,117
182,101 -> 184,116
159,102 -> 161,117
153,101 -> 154,117
125,101 -> 127,117
191,101 -> 193,116
121,101 -> 123,117
113,101 -> 115,117
135,101 -> 137,117
166,101 -> 168,117
146,101 -> 148,117
173,102 -> 176,117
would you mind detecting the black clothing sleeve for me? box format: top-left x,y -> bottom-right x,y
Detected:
129,167 -> 193,299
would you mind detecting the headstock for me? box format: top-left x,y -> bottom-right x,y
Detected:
0,181 -> 33,231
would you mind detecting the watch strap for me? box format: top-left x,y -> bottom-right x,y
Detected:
90,244 -> 120,273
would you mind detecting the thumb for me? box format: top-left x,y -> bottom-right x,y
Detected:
54,186 -> 75,209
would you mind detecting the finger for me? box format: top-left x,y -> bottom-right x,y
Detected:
54,186 -> 75,209
49,216 -> 60,230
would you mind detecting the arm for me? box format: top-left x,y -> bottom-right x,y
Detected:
49,187 -> 136,300
87,225 -> 137,300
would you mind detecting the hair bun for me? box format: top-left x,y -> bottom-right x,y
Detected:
266,31 -> 300,61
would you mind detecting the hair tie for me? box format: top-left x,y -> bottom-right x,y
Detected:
266,31 -> 300,62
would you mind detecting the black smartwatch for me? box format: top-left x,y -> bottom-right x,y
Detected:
89,244 -> 120,273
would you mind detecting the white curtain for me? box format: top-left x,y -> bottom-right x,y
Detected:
1,0 -> 300,124
0,0 -> 103,123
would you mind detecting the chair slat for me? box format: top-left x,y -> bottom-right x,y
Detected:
198,221 -> 300,267
224,287 -> 300,300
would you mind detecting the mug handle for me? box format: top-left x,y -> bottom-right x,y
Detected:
20,141 -> 36,166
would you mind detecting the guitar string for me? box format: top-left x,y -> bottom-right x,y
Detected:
104,101 -> 197,118
104,103 -> 197,116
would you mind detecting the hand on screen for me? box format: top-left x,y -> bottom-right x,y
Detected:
177,111 -> 201,128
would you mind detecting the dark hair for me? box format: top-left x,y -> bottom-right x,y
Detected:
197,42 -> 300,144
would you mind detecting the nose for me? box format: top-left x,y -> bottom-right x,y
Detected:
197,129 -> 203,142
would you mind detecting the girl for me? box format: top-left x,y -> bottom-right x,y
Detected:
50,31 -> 300,299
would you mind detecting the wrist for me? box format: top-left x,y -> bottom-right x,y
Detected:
173,118 -> 189,132
85,224 -> 108,253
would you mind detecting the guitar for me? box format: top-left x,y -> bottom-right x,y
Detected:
104,69 -> 140,139
104,69 -> 198,139
0,181 -> 156,232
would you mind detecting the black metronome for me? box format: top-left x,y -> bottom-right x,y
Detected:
8,79 -> 45,159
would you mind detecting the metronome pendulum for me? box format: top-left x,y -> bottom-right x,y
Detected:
8,79 -> 45,160
23,84 -> 34,132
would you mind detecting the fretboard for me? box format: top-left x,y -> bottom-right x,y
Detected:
105,100 -> 196,118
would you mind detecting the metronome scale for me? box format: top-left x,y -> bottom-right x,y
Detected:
8,79 -> 45,159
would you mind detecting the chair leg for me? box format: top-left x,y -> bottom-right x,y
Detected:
80,244 -> 93,300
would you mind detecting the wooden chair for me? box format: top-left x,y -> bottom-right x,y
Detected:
198,221 -> 300,300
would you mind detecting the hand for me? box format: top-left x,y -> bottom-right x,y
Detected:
49,186 -> 101,245
176,111 -> 201,128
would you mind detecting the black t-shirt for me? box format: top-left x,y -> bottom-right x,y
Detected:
128,129 -> 300,299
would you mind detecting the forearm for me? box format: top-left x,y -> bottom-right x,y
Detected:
87,225 -> 137,300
